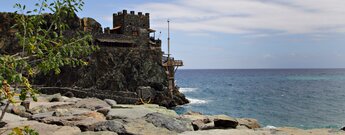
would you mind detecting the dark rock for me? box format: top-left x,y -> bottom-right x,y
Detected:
136,86 -> 155,99
213,115 -> 238,129
63,91 -> 75,98
0,122 -> 6,128
341,127 -> 345,131
144,112 -> 193,133
0,11 -> 189,108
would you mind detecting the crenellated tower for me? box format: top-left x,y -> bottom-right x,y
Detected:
112,10 -> 150,36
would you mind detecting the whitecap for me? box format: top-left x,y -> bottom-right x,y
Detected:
179,88 -> 198,93
264,125 -> 277,129
187,98 -> 209,105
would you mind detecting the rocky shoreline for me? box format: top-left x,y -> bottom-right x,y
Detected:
0,94 -> 344,135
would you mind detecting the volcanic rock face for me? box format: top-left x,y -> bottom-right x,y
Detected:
0,12 -> 19,54
38,45 -> 188,107
0,12 -> 189,108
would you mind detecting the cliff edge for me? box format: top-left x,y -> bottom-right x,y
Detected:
0,11 -> 189,108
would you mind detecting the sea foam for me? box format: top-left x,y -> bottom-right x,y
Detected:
187,98 -> 209,104
179,88 -> 198,93
264,125 -> 277,129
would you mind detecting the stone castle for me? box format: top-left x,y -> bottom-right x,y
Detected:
82,10 -> 161,51
0,10 -> 188,107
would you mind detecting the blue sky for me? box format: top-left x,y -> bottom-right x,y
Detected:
2,0 -> 345,69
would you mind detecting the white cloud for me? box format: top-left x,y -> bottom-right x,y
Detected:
131,0 -> 345,35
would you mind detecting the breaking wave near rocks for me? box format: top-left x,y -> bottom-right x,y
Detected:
179,88 -> 198,93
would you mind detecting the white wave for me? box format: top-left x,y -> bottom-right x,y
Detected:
264,125 -> 277,129
188,98 -> 209,105
179,88 -> 198,93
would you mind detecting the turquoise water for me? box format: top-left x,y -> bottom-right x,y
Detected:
174,69 -> 345,129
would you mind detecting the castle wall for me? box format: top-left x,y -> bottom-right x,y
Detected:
113,10 -> 150,36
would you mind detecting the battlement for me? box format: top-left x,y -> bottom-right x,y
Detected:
112,10 -> 150,36
114,10 -> 150,16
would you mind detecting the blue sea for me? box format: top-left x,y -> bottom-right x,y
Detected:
174,69 -> 345,129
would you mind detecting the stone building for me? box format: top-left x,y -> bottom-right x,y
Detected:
91,10 -> 161,51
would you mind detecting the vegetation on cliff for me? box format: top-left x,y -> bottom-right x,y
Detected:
0,0 -> 97,122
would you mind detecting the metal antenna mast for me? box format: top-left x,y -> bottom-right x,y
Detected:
167,19 -> 170,59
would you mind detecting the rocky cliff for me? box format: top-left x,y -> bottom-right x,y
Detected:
0,12 -> 189,108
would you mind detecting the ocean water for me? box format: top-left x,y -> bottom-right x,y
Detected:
174,69 -> 345,129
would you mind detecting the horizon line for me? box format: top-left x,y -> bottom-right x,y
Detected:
178,68 -> 345,70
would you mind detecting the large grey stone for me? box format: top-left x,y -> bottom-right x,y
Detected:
106,104 -> 177,120
0,110 -> 27,123
90,120 -> 126,133
12,105 -> 26,115
41,116 -> 105,131
76,98 -> 111,110
78,131 -> 118,135
104,99 -> 117,107
106,107 -> 153,119
29,101 -> 75,114
0,120 -> 81,135
144,112 -> 193,133
123,119 -> 175,135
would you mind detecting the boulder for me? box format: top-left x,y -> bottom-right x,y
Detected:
78,111 -> 106,120
97,108 -> 110,116
12,105 -> 26,115
52,109 -> 71,117
0,120 -> 81,135
48,93 -> 63,102
106,107 -> 154,120
78,131 -> 118,135
180,113 -> 212,130
212,115 -> 238,129
76,98 -> 111,110
237,118 -> 260,129
90,120 -> 126,133
40,115 -> 106,131
104,99 -> 117,107
31,112 -> 55,121
64,97 -> 82,103
0,110 -> 27,123
31,108 -> 92,121
144,113 -> 193,133
123,119 -> 175,135
29,102 -> 74,114
191,119 -> 214,130
63,91 -> 75,98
